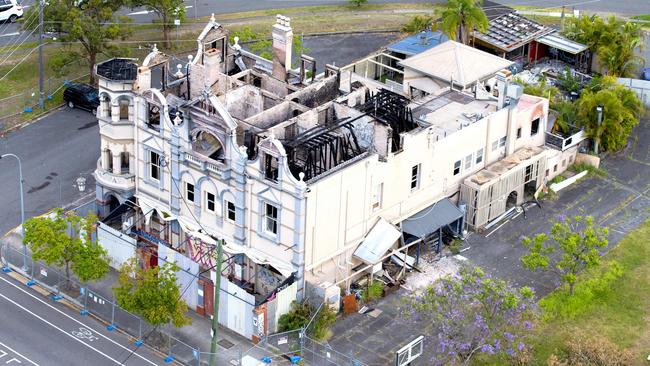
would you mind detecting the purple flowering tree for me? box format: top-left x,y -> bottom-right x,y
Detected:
401,267 -> 537,365
521,214 -> 609,295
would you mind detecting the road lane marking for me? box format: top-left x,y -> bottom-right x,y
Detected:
0,32 -> 19,38
0,293 -> 123,365
71,327 -> 98,342
0,341 -> 39,365
0,276 -> 158,366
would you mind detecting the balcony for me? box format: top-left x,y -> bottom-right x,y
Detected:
184,151 -> 227,176
94,158 -> 135,192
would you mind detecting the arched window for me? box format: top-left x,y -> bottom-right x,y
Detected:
105,149 -> 113,173
119,99 -> 130,120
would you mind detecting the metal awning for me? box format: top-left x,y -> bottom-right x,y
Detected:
401,198 -> 464,238
353,218 -> 401,265
535,33 -> 588,55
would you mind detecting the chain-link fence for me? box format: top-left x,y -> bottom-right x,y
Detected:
0,241 -> 204,365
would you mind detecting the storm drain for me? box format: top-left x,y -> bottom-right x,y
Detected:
218,339 -> 235,349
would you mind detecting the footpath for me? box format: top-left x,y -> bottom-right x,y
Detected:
0,229 -> 262,366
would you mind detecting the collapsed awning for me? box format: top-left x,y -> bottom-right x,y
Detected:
535,33 -> 588,55
353,218 -> 401,265
136,194 -> 176,225
401,198 -> 464,238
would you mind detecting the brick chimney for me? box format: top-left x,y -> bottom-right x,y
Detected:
272,14 -> 293,81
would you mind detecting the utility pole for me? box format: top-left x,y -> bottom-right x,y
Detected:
38,0 -> 44,110
209,240 -> 224,366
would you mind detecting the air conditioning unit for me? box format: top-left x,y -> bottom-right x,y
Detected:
315,281 -> 341,312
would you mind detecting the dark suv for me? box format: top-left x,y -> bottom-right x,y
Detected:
63,83 -> 99,112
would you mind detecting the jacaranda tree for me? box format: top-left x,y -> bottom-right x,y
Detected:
401,267 -> 538,365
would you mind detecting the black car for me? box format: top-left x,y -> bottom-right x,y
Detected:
63,83 -> 99,112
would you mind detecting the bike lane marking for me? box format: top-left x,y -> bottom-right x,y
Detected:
0,276 -> 159,365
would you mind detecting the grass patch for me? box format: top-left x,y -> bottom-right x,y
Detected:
361,281 -> 384,303
570,162 -> 607,177
631,14 -> 650,21
531,219 -> 650,364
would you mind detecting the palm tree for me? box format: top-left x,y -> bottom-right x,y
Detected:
402,14 -> 435,34
577,77 -> 642,152
439,0 -> 489,45
597,21 -> 645,77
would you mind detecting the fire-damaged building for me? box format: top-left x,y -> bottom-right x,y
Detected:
92,14 -> 577,341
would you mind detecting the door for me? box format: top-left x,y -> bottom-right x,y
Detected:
203,278 -> 214,317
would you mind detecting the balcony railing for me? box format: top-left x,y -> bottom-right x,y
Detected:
184,151 -> 225,174
95,158 -> 135,191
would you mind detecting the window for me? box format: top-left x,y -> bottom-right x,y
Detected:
525,164 -> 533,181
149,151 -> 160,181
185,182 -> 195,202
554,164 -> 558,172
105,149 -> 113,173
453,160 -> 461,176
119,99 -> 129,120
371,183 -> 383,211
531,118 -> 540,135
264,203 -> 278,235
545,169 -> 549,177
464,154 -> 472,170
475,148 -> 484,164
205,192 -> 215,212
499,136 -> 506,148
492,140 -> 499,151
562,159 -> 566,167
516,127 -> 522,139
120,152 -> 129,174
410,164 -> 420,191
264,154 -> 279,182
226,201 -> 236,222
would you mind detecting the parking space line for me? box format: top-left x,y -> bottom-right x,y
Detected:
0,292 -> 124,365
0,340 -> 39,366
0,276 -> 158,365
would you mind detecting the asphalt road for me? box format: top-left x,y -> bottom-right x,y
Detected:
0,0 -> 648,46
0,107 -> 98,235
0,273 -> 165,365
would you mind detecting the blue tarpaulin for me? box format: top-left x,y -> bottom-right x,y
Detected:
387,30 -> 449,57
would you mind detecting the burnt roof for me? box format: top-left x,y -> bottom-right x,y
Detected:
96,58 -> 138,82
473,12 -> 551,52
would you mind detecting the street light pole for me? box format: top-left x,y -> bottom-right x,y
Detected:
38,0 -> 44,110
595,105 -> 603,155
1,154 -> 27,271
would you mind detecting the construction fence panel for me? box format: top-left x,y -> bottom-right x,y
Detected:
169,335 -> 200,366
113,305 -> 143,340
86,290 -> 115,326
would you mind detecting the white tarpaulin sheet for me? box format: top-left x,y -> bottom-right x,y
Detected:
353,218 -> 401,265
158,243 -> 200,311
97,222 -> 136,269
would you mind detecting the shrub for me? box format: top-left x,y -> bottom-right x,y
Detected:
547,334 -> 635,366
348,0 -> 368,6
278,301 -> 312,332
571,162 -> 607,177
449,239 -> 462,254
401,14 -> 434,34
310,305 -> 337,341
549,175 -> 565,185
361,281 -> 384,302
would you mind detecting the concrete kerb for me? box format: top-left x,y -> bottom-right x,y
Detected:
0,239 -> 182,365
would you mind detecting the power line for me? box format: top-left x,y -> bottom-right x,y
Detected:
0,45 -> 39,82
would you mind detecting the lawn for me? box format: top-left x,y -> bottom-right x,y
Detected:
530,219 -> 650,364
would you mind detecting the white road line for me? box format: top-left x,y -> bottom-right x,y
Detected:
0,276 -> 158,366
0,292 -> 124,365
0,32 -> 20,38
485,220 -> 509,238
0,340 -> 40,366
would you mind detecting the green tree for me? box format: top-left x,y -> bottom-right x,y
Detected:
521,215 -> 609,295
22,0 -> 132,84
348,0 -> 368,6
278,301 -> 336,341
23,208 -> 109,284
576,76 -> 642,152
114,258 -> 190,327
439,0 -> 489,45
564,15 -> 645,77
128,0 -> 185,49
401,14 -> 435,34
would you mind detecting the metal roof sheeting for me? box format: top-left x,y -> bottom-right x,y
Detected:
401,198 -> 464,238
353,218 -> 401,265
399,40 -> 514,88
387,30 -> 449,56
535,33 -> 588,55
